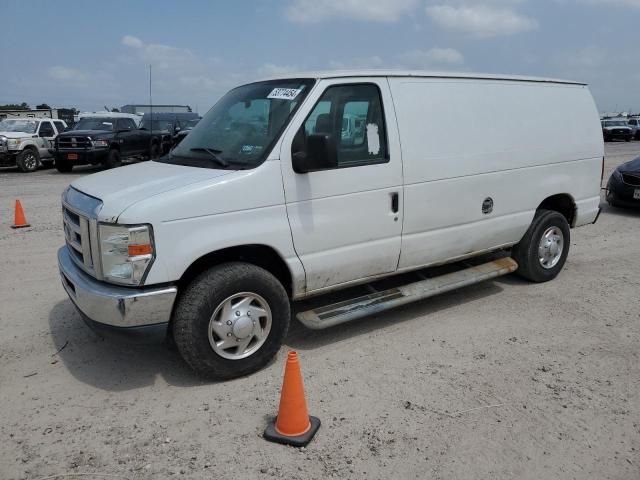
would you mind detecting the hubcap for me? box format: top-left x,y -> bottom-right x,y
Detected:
24,153 -> 36,170
538,226 -> 564,269
208,292 -> 272,360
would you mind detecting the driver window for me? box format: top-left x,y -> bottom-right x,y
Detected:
298,83 -> 388,170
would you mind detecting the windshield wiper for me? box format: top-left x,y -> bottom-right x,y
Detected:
189,147 -> 228,167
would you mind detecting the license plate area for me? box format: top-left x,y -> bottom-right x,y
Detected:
67,153 -> 78,160
634,189 -> 640,200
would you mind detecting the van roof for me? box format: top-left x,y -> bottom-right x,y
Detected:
259,70 -> 586,86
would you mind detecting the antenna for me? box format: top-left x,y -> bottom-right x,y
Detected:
149,64 -> 153,141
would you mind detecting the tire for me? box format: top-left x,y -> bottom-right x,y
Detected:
511,209 -> 570,283
16,148 -> 40,172
55,158 -> 73,173
150,142 -> 161,160
626,137 -> 631,142
104,149 -> 122,169
173,262 -> 290,380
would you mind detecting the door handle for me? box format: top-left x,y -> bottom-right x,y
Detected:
391,192 -> 399,213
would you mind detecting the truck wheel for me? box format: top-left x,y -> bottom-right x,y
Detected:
150,143 -> 160,159
511,209 -> 570,283
173,262 -> 290,380
56,158 -> 73,173
104,149 -> 122,169
16,148 -> 40,172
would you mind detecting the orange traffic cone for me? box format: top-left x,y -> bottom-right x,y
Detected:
264,351 -> 320,447
11,200 -> 30,229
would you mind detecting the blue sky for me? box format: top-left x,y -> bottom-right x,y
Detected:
1,0 -> 638,113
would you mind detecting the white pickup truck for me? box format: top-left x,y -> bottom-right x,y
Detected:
0,117 -> 67,171
58,71 -> 603,380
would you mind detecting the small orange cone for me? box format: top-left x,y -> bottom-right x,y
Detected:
264,351 -> 320,447
11,200 -> 30,229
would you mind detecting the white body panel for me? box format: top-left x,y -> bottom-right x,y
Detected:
387,77 -> 603,270
67,71 -> 603,300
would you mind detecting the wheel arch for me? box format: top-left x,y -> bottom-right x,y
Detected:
537,193 -> 577,227
178,244 -> 293,297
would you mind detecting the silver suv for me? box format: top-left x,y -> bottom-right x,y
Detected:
0,117 -> 67,172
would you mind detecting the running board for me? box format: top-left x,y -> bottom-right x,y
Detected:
296,258 -> 518,330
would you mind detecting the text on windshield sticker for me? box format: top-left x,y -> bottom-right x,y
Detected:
267,88 -> 302,100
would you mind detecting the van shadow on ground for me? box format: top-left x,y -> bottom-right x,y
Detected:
286,279 -> 505,350
48,300 -> 203,391
50,277 -> 506,390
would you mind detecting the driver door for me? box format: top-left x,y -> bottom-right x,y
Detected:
280,79 -> 404,293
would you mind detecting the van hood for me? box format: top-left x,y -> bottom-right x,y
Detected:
71,161 -> 233,222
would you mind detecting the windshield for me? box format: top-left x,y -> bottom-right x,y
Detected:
160,79 -> 315,169
74,118 -> 116,131
0,119 -> 38,133
602,120 -> 627,127
181,118 -> 200,129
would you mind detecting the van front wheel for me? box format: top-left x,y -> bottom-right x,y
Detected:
173,262 -> 290,380
511,209 -> 570,283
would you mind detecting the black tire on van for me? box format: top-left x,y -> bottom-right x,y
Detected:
104,149 -> 122,169
511,209 -> 570,283
172,262 -> 290,380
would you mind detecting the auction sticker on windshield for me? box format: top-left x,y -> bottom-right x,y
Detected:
267,88 -> 302,100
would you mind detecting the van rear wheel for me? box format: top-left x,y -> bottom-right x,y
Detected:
173,262 -> 290,380
511,209 -> 570,283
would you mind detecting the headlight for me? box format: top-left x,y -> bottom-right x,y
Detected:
612,169 -> 623,180
99,224 -> 155,285
7,138 -> 21,146
92,139 -> 109,148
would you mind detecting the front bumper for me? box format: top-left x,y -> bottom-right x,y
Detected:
55,149 -> 108,165
0,151 -> 17,166
58,246 -> 177,337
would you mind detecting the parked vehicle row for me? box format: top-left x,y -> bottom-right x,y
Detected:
600,116 -> 640,142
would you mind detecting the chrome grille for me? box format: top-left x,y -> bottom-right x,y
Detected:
63,205 -> 94,274
58,136 -> 91,150
62,187 -> 103,279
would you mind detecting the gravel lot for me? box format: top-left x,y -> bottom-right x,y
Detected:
1,143 -> 639,480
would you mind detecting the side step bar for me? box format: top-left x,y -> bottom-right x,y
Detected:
296,258 -> 518,330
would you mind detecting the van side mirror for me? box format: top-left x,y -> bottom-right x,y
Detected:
292,133 -> 338,173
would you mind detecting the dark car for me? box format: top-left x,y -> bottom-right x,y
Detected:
172,117 -> 200,147
601,119 -> 633,142
53,116 -> 161,172
606,156 -> 640,207
140,113 -> 200,154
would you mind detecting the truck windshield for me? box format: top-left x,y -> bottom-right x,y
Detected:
74,118 -> 116,131
0,119 -> 38,133
602,120 -> 627,127
160,78 -> 315,169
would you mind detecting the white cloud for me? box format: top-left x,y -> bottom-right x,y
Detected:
47,66 -> 88,84
286,0 -> 419,23
121,35 -> 144,48
399,48 -> 464,68
426,4 -> 538,37
258,64 -> 301,77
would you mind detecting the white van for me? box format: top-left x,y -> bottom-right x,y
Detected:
58,71 -> 603,379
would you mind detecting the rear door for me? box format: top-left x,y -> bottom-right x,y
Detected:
280,78 -> 404,293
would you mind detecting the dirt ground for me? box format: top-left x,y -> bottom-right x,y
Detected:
1,143 -> 639,480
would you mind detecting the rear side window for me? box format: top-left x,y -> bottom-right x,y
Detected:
301,83 -> 388,169
53,121 -> 65,133
117,118 -> 136,131
38,121 -> 55,137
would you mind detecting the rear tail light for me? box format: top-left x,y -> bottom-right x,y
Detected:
601,156 -> 605,185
